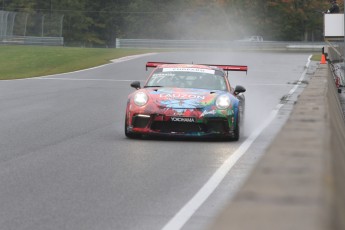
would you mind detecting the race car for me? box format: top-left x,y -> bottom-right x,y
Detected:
125,62 -> 247,141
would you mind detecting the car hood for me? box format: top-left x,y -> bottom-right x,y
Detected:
144,87 -> 223,109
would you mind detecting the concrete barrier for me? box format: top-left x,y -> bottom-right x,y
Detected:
328,65 -> 345,230
115,38 -> 326,51
210,64 -> 345,230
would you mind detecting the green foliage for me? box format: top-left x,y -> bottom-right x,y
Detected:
3,0 -> 339,45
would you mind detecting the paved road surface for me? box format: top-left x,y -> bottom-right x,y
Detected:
0,51 -> 311,230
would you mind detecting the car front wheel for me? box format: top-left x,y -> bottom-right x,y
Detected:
232,114 -> 240,141
124,116 -> 141,139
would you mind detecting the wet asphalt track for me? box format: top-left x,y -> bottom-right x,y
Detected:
0,51 -> 311,230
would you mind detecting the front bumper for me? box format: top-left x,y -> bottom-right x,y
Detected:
126,112 -> 237,138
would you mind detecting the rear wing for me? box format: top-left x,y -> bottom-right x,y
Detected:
146,62 -> 248,74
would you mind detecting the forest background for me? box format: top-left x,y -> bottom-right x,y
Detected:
2,0 -> 343,47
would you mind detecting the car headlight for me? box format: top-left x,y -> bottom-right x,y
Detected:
216,94 -> 231,109
133,92 -> 148,106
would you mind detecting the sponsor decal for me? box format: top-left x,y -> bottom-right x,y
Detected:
171,117 -> 195,122
159,93 -> 205,100
173,111 -> 184,116
200,110 -> 217,117
150,73 -> 175,81
162,68 -> 215,74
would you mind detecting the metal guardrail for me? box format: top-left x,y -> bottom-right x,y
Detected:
325,41 -> 345,89
115,38 -> 326,51
0,36 -> 64,46
326,40 -> 344,62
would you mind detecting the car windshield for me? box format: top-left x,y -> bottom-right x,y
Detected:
145,67 -> 227,91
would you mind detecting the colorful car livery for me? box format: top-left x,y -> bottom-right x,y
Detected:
125,62 -> 247,140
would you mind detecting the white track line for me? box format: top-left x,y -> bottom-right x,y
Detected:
47,53 -> 157,76
9,53 -> 156,81
161,55 -> 312,230
110,53 -> 157,63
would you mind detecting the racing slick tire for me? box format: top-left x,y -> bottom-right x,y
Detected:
232,123 -> 240,141
125,116 -> 141,139
231,114 -> 240,141
239,101 -> 245,131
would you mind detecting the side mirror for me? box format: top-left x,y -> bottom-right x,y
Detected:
234,85 -> 246,95
130,81 -> 141,90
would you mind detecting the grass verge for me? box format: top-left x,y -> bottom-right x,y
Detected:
0,46 -> 159,80
311,54 -> 322,61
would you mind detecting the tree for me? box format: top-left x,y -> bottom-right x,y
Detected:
2,0 -> 338,45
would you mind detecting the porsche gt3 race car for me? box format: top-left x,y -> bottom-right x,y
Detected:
125,62 -> 247,141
